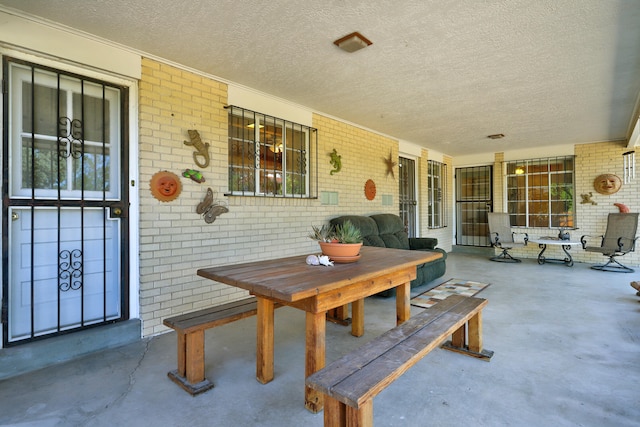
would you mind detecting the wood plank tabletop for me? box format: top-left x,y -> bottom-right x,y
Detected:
197,246 -> 442,302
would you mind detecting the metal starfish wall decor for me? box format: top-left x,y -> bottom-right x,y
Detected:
383,150 -> 397,179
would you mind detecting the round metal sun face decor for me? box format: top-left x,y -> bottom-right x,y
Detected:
150,170 -> 182,202
364,179 -> 376,200
593,173 -> 622,195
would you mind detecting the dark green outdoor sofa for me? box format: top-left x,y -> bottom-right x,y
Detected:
330,214 -> 447,295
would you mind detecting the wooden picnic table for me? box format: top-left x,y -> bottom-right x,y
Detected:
197,246 -> 443,413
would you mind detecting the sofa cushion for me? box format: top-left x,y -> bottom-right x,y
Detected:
329,215 -> 386,247
369,214 -> 410,250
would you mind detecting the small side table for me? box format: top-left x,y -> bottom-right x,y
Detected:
529,238 -> 582,267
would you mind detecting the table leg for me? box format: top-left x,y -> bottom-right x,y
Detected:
396,281 -> 411,325
562,244 -> 574,267
537,244 -> 547,264
256,297 -> 274,384
305,311 -> 326,413
537,243 -> 574,267
327,304 -> 351,326
351,299 -> 364,337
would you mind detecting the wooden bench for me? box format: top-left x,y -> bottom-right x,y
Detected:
163,297 -> 264,395
306,294 -> 493,426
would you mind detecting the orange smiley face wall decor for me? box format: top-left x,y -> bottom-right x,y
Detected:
150,170 -> 182,202
593,173 -> 622,195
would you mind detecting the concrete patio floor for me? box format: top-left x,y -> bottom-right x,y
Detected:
1,252 -> 639,427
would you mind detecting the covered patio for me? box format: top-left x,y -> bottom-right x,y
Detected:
1,251 -> 638,427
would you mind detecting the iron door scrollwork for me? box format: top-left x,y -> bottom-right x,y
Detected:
59,249 -> 83,291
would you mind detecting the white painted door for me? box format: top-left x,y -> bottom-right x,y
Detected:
3,58 -> 128,344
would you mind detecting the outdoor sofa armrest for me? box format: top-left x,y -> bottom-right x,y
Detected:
409,237 -> 438,251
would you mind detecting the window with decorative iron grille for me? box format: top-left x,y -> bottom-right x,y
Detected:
506,156 -> 575,228
427,160 -> 448,228
226,105 -> 317,198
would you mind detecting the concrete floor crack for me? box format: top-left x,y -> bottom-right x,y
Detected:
83,338 -> 153,424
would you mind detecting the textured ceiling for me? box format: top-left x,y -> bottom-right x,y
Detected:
2,0 -> 640,156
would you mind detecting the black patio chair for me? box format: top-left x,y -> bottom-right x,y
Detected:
581,213 -> 639,273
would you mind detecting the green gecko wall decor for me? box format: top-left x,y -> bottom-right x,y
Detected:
329,148 -> 342,175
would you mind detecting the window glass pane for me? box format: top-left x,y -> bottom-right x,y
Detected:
512,214 -> 527,227
21,138 -> 66,189
285,171 -> 304,195
229,114 -> 254,141
514,165 -> 526,175
228,113 -> 256,193
529,213 -> 547,228
229,140 -> 255,165
73,91 -> 110,143
259,142 -> 282,173
528,159 -> 548,173
72,145 -> 110,191
229,166 -> 255,193
259,172 -> 281,195
22,81 -> 69,136
285,147 -> 303,171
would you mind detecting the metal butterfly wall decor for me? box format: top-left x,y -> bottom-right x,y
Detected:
196,188 -> 229,224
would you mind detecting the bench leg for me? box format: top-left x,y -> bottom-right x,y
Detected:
305,311 -> 326,413
346,399 -> 373,427
324,396 -> 373,427
451,322 -> 466,348
256,297 -> 275,384
441,310 -> 494,361
177,331 -> 187,377
167,330 -> 214,395
468,310 -> 483,353
324,396 -> 346,426
186,330 -> 205,384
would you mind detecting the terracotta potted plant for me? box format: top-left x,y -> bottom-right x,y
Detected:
308,220 -> 363,262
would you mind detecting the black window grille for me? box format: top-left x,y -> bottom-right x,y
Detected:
427,160 -> 448,228
226,105 -> 317,198
505,156 -> 575,228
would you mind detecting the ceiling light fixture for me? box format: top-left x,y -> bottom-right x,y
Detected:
487,134 -> 505,139
333,32 -> 372,53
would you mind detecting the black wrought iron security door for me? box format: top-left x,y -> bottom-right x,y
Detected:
455,166 -> 493,246
2,58 -> 129,345
399,157 -> 417,237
